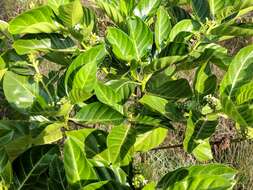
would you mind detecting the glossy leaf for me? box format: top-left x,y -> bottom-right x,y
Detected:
32,123 -> 63,145
183,116 -> 217,161
139,94 -> 182,121
3,71 -> 39,111
74,102 -> 125,124
48,0 -> 72,14
82,181 -> 109,190
236,82 -> 253,105
48,156 -> 68,189
107,79 -> 137,103
211,23 -> 253,37
9,6 -> 58,34
169,19 -> 200,41
155,7 -> 172,51
220,45 -> 253,98
134,127 -> 167,152
65,44 -> 107,93
194,62 -> 217,101
147,79 -> 193,100
157,164 -> 237,190
191,0 -> 210,22
64,137 -> 97,186
208,0 -> 225,19
127,17 -> 153,60
144,56 -> 186,73
134,0 -> 162,20
12,145 -> 59,189
106,27 -> 136,61
59,0 -> 83,27
94,82 -> 124,114
72,61 -> 97,93
13,34 -> 76,55
107,125 -> 136,164
95,0 -> 124,24
0,20 -> 8,32
0,148 -> 12,187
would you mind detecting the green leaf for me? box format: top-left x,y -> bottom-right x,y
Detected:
220,95 -> 253,127
13,34 -> 76,55
155,7 -> 172,51
119,0 -> 135,16
48,156 -> 68,189
127,17 -> 153,60
32,123 -> 63,145
0,148 -> 12,187
183,115 -> 217,161
106,27 -> 136,61
66,128 -> 96,151
3,71 -> 39,111
134,0 -> 162,20
64,137 -> 97,186
82,181 -> 109,190
12,145 -> 59,189
59,0 -> 84,27
95,0 -> 124,24
84,130 -> 108,158
220,44 -> 253,98
157,164 -> 237,190
169,19 -> 200,41
72,61 -> 97,93
194,62 -> 217,101
208,0 -> 225,19
74,102 -> 125,124
107,79 -> 137,103
9,6 -> 58,34
0,20 -> 8,33
144,56 -> 186,73
134,127 -> 167,152
132,115 -> 171,128
94,82 -> 124,114
47,0 -> 72,14
107,125 -> 136,164
65,44 -> 107,94
211,24 -> 253,37
142,182 -> 156,190
147,79 -> 193,100
139,94 -> 182,121
236,82 -> 253,105
191,0 -> 210,22
69,88 -> 93,104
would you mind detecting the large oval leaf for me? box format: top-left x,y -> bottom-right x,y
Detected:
169,19 -> 200,41
58,0 -> 83,27
220,44 -> 253,98
155,7 -> 171,51
65,44 -> 107,93
9,6 -> 58,34
127,17 -> 153,60
64,137 -> 97,186
134,127 -> 168,152
12,145 -> 59,189
106,27 -> 136,61
134,0 -> 162,20
0,148 -> 12,188
94,82 -> 124,114
157,164 -> 237,190
191,0 -> 210,22
3,71 -> 39,111
13,34 -> 76,55
107,125 -> 136,164
74,102 -> 125,124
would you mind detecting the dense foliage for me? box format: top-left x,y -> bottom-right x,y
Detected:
0,0 -> 253,189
